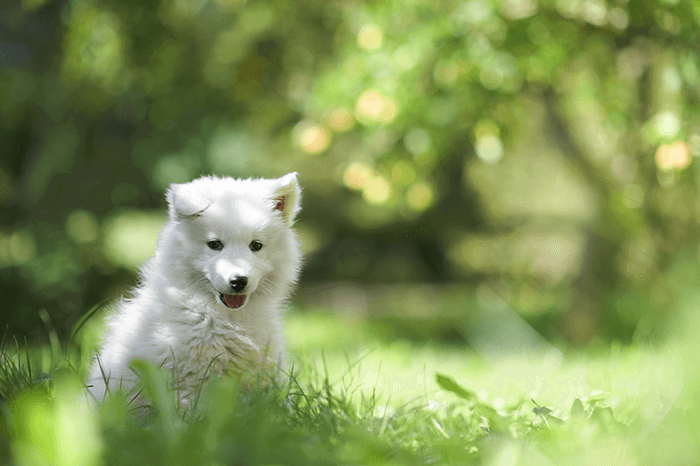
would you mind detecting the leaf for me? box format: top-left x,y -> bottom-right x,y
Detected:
570,398 -> 585,418
436,373 -> 509,433
435,373 -> 478,402
532,406 -> 552,416
591,406 -> 625,432
531,398 -> 564,426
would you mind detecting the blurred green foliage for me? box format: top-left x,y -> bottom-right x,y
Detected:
1,0 -> 700,344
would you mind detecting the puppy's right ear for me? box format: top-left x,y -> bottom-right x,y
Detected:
272,172 -> 301,226
167,182 -> 212,220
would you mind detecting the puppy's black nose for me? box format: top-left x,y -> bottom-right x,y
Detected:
229,276 -> 248,292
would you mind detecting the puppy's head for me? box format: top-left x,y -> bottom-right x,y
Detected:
164,173 -> 302,309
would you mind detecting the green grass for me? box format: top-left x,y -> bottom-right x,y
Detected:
1,312 -> 699,466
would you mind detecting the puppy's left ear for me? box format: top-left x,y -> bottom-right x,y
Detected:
167,181 -> 212,220
272,172 -> 301,226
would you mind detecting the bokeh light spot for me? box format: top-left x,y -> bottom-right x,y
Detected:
475,135 -> 504,164
21,0 -> 49,10
582,0 -> 607,26
9,229 -> 37,265
65,210 -> 99,245
404,127 -> 432,156
609,7 -> 629,30
154,154 -> 197,189
293,121 -> 331,155
207,127 -> 257,174
362,175 -> 392,205
662,66 -> 682,94
393,44 -> 419,70
454,0 -> 493,26
357,24 -> 384,51
355,89 -> 398,124
406,181 -> 435,212
62,5 -> 127,95
688,134 -> 700,156
654,111 -> 681,138
327,107 -> 356,132
500,0 -> 537,20
655,141 -> 691,171
344,163 -> 372,190
103,211 -> 166,270
474,119 -> 500,139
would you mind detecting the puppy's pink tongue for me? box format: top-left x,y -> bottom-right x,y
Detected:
222,294 -> 246,309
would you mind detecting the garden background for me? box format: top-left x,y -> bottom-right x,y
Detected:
2,0 -> 700,464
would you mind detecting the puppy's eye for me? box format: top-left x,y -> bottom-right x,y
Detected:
207,240 -> 224,251
249,240 -> 263,252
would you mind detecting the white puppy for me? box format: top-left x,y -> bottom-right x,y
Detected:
87,173 -> 302,405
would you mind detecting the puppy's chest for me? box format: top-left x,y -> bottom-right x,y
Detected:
172,313 -> 259,376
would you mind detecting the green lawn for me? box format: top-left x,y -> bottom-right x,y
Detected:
1,311 -> 698,466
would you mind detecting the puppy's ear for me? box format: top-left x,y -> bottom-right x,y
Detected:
167,181 -> 212,220
272,172 -> 301,226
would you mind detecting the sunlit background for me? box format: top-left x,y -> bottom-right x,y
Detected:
2,0 -> 700,357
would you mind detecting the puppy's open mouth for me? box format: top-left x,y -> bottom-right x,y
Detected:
220,293 -> 246,309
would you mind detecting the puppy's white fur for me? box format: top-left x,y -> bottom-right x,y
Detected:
87,173 -> 302,404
